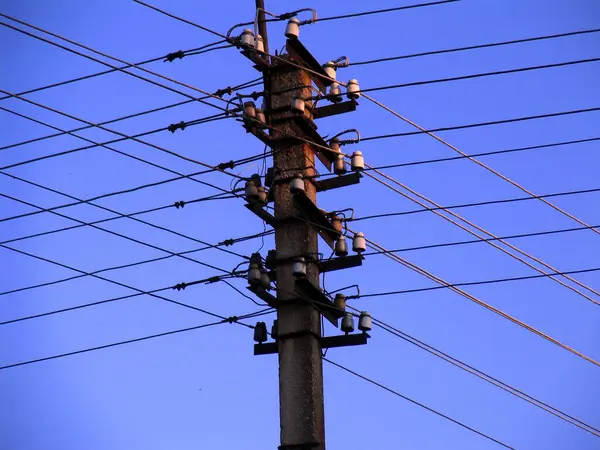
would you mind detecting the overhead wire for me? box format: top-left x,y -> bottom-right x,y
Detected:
349,27 -> 600,66
324,358 -> 514,449
315,0 -> 460,22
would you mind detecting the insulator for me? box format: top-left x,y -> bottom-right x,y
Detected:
255,108 -> 266,126
290,174 -> 305,194
358,311 -> 372,332
255,34 -> 264,53
330,138 -> 341,154
341,313 -> 354,334
346,79 -> 360,99
245,180 -> 259,201
249,252 -> 263,265
285,17 -> 300,39
265,249 -> 277,270
353,232 -> 366,253
240,28 -> 255,47
329,82 -> 343,103
291,97 -> 305,114
260,267 -> 270,289
334,293 -> 346,312
335,235 -> 348,257
292,256 -> 307,278
334,154 -> 347,175
323,61 -> 337,81
265,167 -> 275,188
351,151 -> 364,171
254,321 -> 268,343
248,262 -> 261,285
257,186 -> 268,205
271,319 -> 278,340
250,173 -> 262,187
330,214 -> 343,234
244,101 -> 257,119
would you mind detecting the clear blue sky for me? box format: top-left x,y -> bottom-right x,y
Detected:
1,0 -> 600,449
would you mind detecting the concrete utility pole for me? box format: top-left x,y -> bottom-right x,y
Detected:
270,61 -> 325,450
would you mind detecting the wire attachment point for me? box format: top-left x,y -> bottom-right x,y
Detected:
173,282 -> 187,291
174,200 -> 186,209
167,121 -> 187,133
164,50 -> 185,62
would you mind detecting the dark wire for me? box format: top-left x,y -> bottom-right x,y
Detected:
222,280 -> 268,307
316,0 -> 460,22
359,106 -> 600,142
351,186 -> 600,221
350,29 -> 600,66
324,358 -> 515,449
364,136 -> 600,171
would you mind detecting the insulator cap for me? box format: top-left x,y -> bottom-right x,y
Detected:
244,101 -> 257,119
335,235 -> 348,257
351,151 -> 364,171
285,17 -> 300,39
255,34 -> 264,53
330,138 -> 341,154
353,232 -> 366,253
260,267 -> 270,289
265,167 -> 275,188
240,28 -> 255,47
291,97 -> 305,114
334,293 -> 346,312
265,249 -> 277,270
290,174 -> 305,194
292,256 -> 307,278
323,61 -> 336,80
245,180 -> 259,201
255,108 -> 266,126
346,79 -> 360,99
341,313 -> 355,334
329,82 -> 343,103
334,154 -> 347,175
359,311 -> 372,332
248,262 -> 261,285
271,320 -> 278,340
257,186 -> 268,205
254,321 -> 268,343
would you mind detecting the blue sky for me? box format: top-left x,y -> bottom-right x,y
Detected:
1,0 -> 600,449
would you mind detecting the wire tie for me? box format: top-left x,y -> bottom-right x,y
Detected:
167,121 -> 187,133
173,282 -> 187,291
164,50 -> 185,62
214,86 -> 233,97
206,276 -> 221,284
225,316 -> 239,324
217,160 -> 236,170
174,200 -> 186,209
220,238 -> 235,247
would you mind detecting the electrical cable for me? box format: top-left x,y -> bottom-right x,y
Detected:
356,232 -> 600,367
349,28 -> 600,66
355,57 -> 600,95
363,136 -> 600,171
324,358 -> 514,449
0,78 -> 262,152
0,39 -> 232,102
358,106 -> 600,142
315,1 -> 460,22
351,186 -> 600,221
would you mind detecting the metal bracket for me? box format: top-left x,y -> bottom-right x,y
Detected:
313,100 -> 357,119
244,201 -> 276,227
315,172 -> 362,192
285,38 -> 332,93
319,255 -> 363,273
247,284 -> 280,308
292,190 -> 338,249
254,332 -> 369,356
294,277 -> 342,326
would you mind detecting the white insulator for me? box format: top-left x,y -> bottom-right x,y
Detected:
285,17 -> 300,39
291,97 -> 305,114
351,151 -> 364,171
334,293 -> 346,312
292,256 -> 307,278
335,235 -> 348,257
245,180 -> 259,201
346,79 -> 360,99
358,311 -> 372,332
323,61 -> 337,81
334,154 -> 347,175
255,108 -> 266,126
244,101 -> 257,119
260,267 -> 270,289
248,262 -> 261,285
290,174 -> 305,194
353,232 -> 366,253
257,186 -> 267,205
341,313 -> 354,334
240,29 -> 255,47
329,82 -> 343,103
255,34 -> 264,53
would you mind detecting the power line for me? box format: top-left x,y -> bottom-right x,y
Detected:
359,106 -> 600,141
0,230 -> 272,299
351,309 -> 600,437
350,266 -> 600,298
0,78 -> 262,151
355,57 -> 600,94
364,136 -> 600,171
324,358 -> 514,449
362,223 -> 600,255
349,28 -> 600,66
316,0 -> 460,22
351,186 -> 600,221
